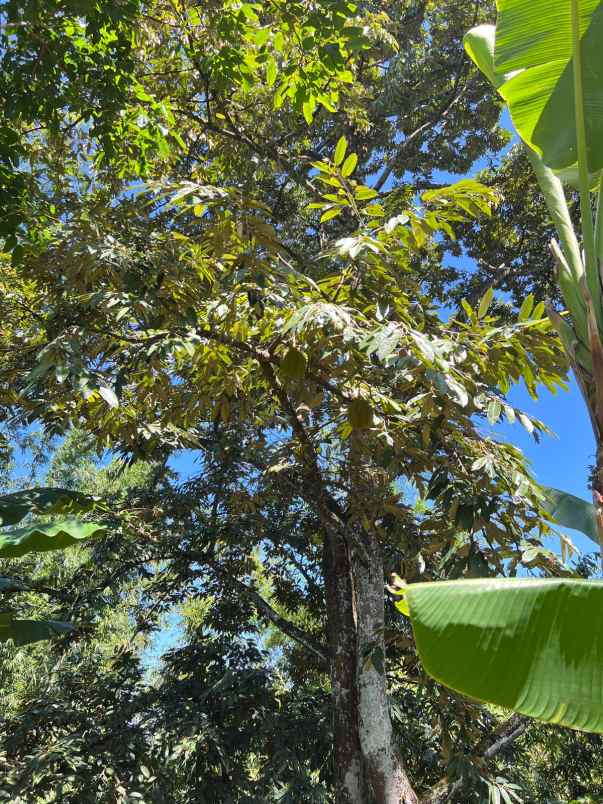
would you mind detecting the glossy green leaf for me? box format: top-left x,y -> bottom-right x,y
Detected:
478,287 -> 494,318
355,185 -> 378,200
0,519 -> 106,559
302,98 -> 315,125
542,486 -> 598,545
407,578 -> 603,732
341,152 -> 358,177
465,22 -> 588,291
394,597 -> 410,616
0,487 -> 98,527
518,293 -> 534,321
320,207 -> 342,222
334,136 -> 347,166
494,0 -> 603,173
0,613 -> 74,646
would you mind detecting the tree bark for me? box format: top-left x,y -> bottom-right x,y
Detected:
354,530 -> 418,804
324,528 -> 365,804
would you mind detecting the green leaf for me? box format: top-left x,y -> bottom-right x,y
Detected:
266,58 -> 277,87
542,486 -> 599,545
355,185 -> 378,200
280,346 -> 307,380
461,299 -> 475,320
406,577 -> 603,732
348,397 -> 373,429
504,404 -> 516,424
334,136 -> 347,166
341,152 -> 358,177
394,597 -> 410,616
494,0 -> 603,174
478,287 -> 494,318
421,178 -> 495,205
302,97 -> 316,125
518,412 -> 534,434
532,300 -> 545,319
0,519 -> 106,559
518,293 -> 534,321
463,24 -> 503,88
0,613 -> 74,646
446,377 -> 469,408
487,398 -> 502,424
0,488 -> 98,526
320,207 -> 342,222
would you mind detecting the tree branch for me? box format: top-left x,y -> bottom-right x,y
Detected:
373,65 -> 470,193
420,714 -> 530,804
205,558 -> 328,665
482,715 -> 528,760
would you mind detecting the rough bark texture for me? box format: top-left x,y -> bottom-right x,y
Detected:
354,531 -> 419,804
266,358 -> 419,801
324,528 -> 365,804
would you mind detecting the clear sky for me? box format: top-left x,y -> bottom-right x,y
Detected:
494,379 -> 596,557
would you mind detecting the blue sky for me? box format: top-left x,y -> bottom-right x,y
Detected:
495,379 -> 595,557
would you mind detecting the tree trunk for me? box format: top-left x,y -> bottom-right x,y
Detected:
354,531 -> 418,804
324,528 -> 365,804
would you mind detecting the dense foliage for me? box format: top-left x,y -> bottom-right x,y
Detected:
0,1 -> 601,802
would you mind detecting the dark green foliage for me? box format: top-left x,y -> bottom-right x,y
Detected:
451,147 -> 577,308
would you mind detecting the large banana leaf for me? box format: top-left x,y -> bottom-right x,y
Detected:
0,487 -> 99,526
0,613 -> 74,646
0,489 -> 106,648
0,518 -> 105,558
493,0 -> 603,174
543,486 -> 599,545
407,578 -> 603,732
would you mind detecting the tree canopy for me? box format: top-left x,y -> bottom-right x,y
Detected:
0,1 -> 600,803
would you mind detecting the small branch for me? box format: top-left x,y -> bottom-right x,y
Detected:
374,66 -> 469,193
205,558 -> 328,665
238,579 -> 328,664
483,720 -> 528,759
421,714 -> 529,804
